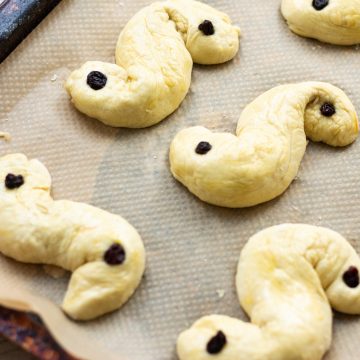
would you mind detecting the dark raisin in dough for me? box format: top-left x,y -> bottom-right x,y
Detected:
320,102 -> 336,117
196,141 -> 212,155
104,243 -> 126,265
198,20 -> 215,36
87,71 -> 108,90
312,0 -> 329,11
207,331 -> 227,354
5,174 -> 24,189
343,266 -> 360,288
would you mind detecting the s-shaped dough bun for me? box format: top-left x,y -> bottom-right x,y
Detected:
177,224 -> 360,360
65,0 -> 240,128
281,0 -> 360,45
170,82 -> 359,208
0,154 -> 145,321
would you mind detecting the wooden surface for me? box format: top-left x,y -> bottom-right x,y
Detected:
0,336 -> 35,359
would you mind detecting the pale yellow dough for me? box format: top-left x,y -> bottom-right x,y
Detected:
177,224 -> 360,360
281,0 -> 360,45
0,154 -> 145,320
170,82 -> 359,208
65,0 -> 240,128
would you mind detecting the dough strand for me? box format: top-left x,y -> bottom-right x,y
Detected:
170,82 -> 358,208
282,0 -> 360,45
0,154 -> 145,320
178,224 -> 360,360
66,0 -> 240,128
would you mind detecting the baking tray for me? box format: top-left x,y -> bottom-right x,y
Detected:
0,0 -> 61,63
0,0 -> 360,359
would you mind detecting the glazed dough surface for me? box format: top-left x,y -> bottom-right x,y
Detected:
281,0 -> 360,45
177,224 -> 360,360
66,0 -> 240,128
170,82 -> 358,208
0,154 -> 145,320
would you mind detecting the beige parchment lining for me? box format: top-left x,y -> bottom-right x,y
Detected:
0,0 -> 360,359
0,284 -> 120,360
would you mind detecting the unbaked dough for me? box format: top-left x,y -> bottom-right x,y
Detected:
0,153 -> 145,321
0,131 -> 11,141
65,0 -> 240,128
281,0 -> 360,45
177,224 -> 360,360
170,82 -> 359,208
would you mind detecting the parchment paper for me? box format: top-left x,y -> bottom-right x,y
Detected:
1,0 -> 360,359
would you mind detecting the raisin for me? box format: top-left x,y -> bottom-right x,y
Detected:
5,174 -> 24,189
207,331 -> 227,354
104,244 -> 126,265
312,0 -> 329,11
87,71 -> 107,90
198,20 -> 215,36
343,266 -> 359,288
320,102 -> 336,117
195,141 -> 212,155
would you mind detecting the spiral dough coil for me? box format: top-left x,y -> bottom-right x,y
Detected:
66,0 -> 240,128
178,224 -> 360,360
281,0 -> 360,45
170,82 -> 359,208
0,154 -> 145,321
